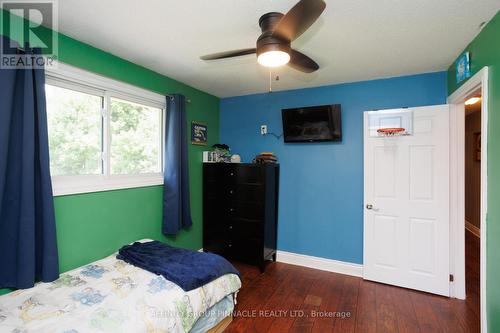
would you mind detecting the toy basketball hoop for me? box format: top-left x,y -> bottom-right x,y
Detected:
367,109 -> 413,138
377,127 -> 407,137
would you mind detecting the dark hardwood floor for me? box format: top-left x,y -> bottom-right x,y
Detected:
225,230 -> 480,332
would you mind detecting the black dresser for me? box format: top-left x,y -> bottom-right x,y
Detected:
203,163 -> 279,272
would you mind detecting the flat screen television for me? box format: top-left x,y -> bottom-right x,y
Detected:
282,104 -> 342,143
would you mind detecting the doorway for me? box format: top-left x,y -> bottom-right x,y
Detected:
448,67 -> 488,332
464,90 -> 482,322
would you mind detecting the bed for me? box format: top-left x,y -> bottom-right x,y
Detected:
0,241 -> 241,332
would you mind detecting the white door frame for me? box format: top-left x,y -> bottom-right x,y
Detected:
447,67 -> 488,332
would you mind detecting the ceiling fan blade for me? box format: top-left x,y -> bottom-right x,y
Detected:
273,0 -> 326,41
288,49 -> 319,73
200,48 -> 256,60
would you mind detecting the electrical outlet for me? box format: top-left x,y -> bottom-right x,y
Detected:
260,125 -> 268,135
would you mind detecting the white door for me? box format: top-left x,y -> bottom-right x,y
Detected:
363,105 -> 450,296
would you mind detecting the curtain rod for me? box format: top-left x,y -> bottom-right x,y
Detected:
166,94 -> 191,103
14,46 -> 193,104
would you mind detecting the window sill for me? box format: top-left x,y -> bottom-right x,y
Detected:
52,174 -> 164,196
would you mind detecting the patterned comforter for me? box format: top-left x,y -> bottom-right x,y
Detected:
0,250 -> 241,333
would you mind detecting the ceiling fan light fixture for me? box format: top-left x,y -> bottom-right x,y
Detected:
257,50 -> 290,67
200,0 -> 325,73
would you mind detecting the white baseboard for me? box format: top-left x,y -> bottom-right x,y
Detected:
276,250 -> 363,277
465,221 -> 480,238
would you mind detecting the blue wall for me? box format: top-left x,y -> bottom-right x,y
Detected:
220,72 -> 447,264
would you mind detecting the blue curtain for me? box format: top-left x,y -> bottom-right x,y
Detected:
0,36 -> 59,289
163,94 -> 192,235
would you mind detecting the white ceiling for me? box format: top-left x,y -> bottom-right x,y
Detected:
52,0 -> 499,97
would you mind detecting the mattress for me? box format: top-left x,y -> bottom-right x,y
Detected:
190,295 -> 234,333
0,250 -> 241,332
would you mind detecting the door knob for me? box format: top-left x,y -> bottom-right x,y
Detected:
366,204 -> 378,211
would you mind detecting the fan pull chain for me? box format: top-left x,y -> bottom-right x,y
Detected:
268,71 -> 280,93
269,70 -> 272,93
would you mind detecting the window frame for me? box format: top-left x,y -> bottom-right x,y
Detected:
46,62 -> 166,196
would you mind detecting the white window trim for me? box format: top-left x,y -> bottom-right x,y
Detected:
46,61 -> 166,196
46,62 -> 166,108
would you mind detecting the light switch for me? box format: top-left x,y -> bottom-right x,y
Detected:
260,125 -> 267,135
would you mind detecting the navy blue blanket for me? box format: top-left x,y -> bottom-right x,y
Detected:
116,241 -> 240,291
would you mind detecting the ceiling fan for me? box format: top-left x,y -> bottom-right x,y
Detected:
200,0 -> 326,73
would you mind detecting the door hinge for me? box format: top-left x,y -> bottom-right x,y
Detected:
449,274 -> 454,282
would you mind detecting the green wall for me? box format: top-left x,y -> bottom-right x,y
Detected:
0,11 -> 219,292
447,10 -> 500,332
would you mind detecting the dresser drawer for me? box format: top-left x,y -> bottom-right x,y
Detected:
205,201 -> 264,222
204,164 -> 263,184
228,166 -> 263,184
227,219 -> 263,239
225,201 -> 264,221
205,183 -> 264,203
226,238 -> 263,263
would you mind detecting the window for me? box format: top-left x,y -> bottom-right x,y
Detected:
110,98 -> 162,175
46,85 -> 103,176
45,63 -> 166,196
